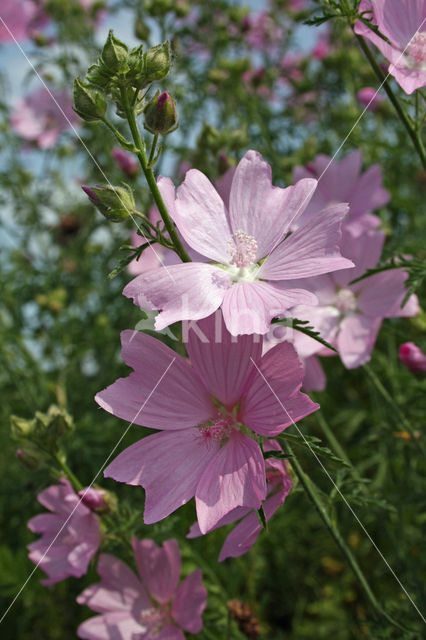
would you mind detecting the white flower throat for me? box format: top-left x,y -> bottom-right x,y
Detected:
226,229 -> 259,283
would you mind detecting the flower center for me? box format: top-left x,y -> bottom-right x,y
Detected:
140,606 -> 168,634
198,416 -> 234,446
228,230 -> 258,268
406,32 -> 426,69
335,288 -> 357,314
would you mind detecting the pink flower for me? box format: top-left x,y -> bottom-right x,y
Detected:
111,148 -> 139,177
286,226 -> 419,369
357,86 -> 385,110
399,342 -> 426,373
11,87 -> 78,149
292,150 -> 390,231
27,478 -> 101,585
312,30 -> 331,60
187,440 -> 293,561
0,0 -> 49,43
354,0 -> 426,94
124,150 -> 353,336
77,538 -> 207,640
97,312 -> 319,534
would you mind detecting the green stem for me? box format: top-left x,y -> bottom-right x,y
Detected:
120,88 -> 191,263
147,134 -> 159,167
364,364 -> 424,455
101,117 -> 137,152
315,412 -> 352,468
354,34 -> 426,169
54,454 -> 83,492
286,442 -> 412,632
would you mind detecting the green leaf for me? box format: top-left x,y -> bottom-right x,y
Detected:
272,317 -> 338,352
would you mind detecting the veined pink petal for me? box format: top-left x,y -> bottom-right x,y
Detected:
240,341 -> 319,436
77,611 -> 145,640
221,281 -> 317,336
372,0 -> 425,48
185,312 -> 262,409
77,554 -> 144,613
132,539 -> 181,605
229,150 -> 317,256
123,263 -> 231,330
333,226 -> 385,288
173,169 -> 232,263
349,164 -> 389,217
337,314 -> 382,368
104,429 -> 220,524
195,431 -> 266,534
358,270 -> 419,318
95,330 -> 214,430
171,569 -> 207,634
259,204 -> 353,280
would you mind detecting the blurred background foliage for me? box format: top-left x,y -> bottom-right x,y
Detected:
0,0 -> 425,638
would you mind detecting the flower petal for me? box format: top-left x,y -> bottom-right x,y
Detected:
337,314 -> 382,369
229,150 -> 317,257
173,169 -> 232,262
195,431 -> 266,534
132,538 -> 181,605
240,341 -> 320,436
221,281 -> 317,336
185,311 -> 262,408
171,569 -> 207,634
358,270 -> 419,318
77,611 -> 145,640
123,263 -> 231,331
104,429 -> 220,524
259,204 -> 353,280
96,330 -> 214,430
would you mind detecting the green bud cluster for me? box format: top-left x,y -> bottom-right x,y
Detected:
11,405 -> 74,460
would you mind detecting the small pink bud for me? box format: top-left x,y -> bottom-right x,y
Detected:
78,487 -> 108,512
111,148 -> 139,177
357,87 -> 384,111
399,342 -> 426,374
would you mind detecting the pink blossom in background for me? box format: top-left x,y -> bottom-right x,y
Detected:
187,440 -> 293,561
357,87 -> 385,110
292,150 -> 390,231
399,342 -> 426,373
77,538 -> 207,640
27,478 -> 100,585
11,87 -> 78,149
285,226 -> 419,369
124,150 -> 353,336
97,312 -> 319,534
354,0 -> 426,94
0,0 -> 49,43
243,12 -> 284,56
312,30 -> 331,60
111,147 -> 139,177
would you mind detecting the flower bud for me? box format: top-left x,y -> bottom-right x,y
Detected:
16,448 -> 43,471
112,148 -> 139,177
399,342 -> 426,374
86,63 -> 112,90
144,42 -> 171,83
11,415 -> 36,440
144,91 -> 178,136
78,487 -> 109,513
73,78 -> 107,122
82,184 -> 135,222
135,18 -> 150,42
101,30 -> 129,73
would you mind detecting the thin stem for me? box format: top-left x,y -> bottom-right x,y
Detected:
101,117 -> 136,152
315,412 -> 352,468
54,453 -> 83,491
354,34 -> 426,169
364,364 -> 424,455
120,88 -> 191,263
286,442 -> 413,632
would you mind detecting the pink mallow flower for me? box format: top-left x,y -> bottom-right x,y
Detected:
124,150 -> 353,336
354,0 -> 426,95
97,312 -> 319,534
27,478 -> 101,585
293,150 -> 390,232
286,226 -> 419,369
399,342 -> 426,373
111,147 -> 139,177
187,440 -> 293,561
11,87 -> 78,149
0,0 -> 49,43
357,86 -> 385,111
77,538 -> 207,640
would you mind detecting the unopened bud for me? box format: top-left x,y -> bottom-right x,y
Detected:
73,78 -> 107,122
101,30 -> 129,73
135,18 -> 150,42
11,415 -> 36,440
399,342 -> 426,374
144,91 -> 178,135
144,42 -> 171,83
112,148 -> 139,177
16,448 -> 42,471
78,487 -> 109,513
82,184 -> 135,222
